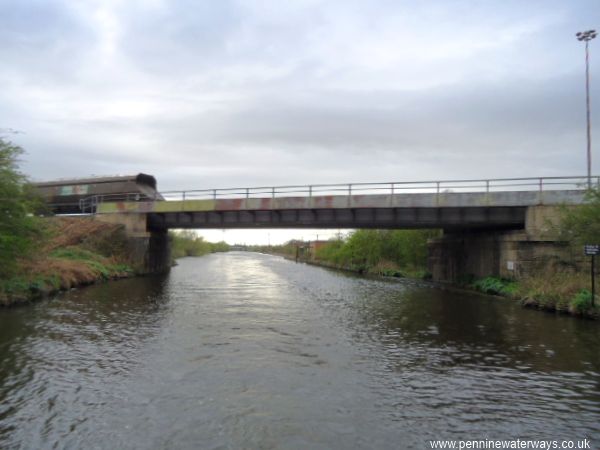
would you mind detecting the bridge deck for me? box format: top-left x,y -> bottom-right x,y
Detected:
96,190 -> 585,230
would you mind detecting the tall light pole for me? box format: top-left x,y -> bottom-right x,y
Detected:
576,29 -> 597,188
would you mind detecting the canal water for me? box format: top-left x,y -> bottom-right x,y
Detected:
0,253 -> 599,449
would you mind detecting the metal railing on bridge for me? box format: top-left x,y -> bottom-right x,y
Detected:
79,175 -> 597,214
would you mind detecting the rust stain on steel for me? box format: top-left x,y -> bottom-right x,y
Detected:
351,194 -> 391,208
313,195 -> 335,208
216,198 -> 244,211
274,197 -> 310,209
259,198 -> 272,209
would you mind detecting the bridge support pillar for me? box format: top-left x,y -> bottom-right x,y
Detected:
428,205 -> 578,283
428,230 -> 524,282
94,213 -> 171,274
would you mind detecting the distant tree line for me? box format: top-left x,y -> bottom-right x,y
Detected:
245,241 -> 297,256
170,230 -> 230,258
314,229 -> 441,277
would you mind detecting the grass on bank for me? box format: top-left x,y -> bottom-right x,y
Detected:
50,247 -> 134,279
0,218 -> 134,306
0,252 -> 134,306
466,273 -> 598,318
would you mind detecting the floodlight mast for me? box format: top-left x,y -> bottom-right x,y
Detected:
576,29 -> 597,188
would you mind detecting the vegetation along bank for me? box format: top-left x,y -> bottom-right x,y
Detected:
170,230 -> 230,260
0,215 -> 137,306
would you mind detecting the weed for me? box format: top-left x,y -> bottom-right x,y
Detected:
51,247 -> 103,262
571,289 -> 594,314
472,277 -> 517,295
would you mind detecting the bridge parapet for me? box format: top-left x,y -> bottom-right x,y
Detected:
80,176 -> 593,214
94,189 -> 587,215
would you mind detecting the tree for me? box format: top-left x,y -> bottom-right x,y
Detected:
0,138 -> 39,277
170,230 -> 214,258
560,186 -> 600,246
343,229 -> 383,269
381,229 -> 440,268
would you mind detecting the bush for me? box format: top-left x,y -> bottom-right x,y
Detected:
472,276 -> 517,295
570,289 -> 594,314
170,231 -> 230,259
312,229 -> 439,277
560,184 -> 600,245
315,238 -> 345,264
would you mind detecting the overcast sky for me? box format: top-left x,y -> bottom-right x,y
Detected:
1,0 -> 598,243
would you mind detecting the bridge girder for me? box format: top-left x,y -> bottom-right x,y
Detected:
147,206 -> 526,231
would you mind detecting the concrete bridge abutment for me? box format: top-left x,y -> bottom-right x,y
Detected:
94,213 -> 171,274
428,205 -> 576,282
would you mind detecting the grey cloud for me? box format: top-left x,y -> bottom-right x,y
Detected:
138,73 -> 592,152
115,0 -> 242,74
21,72 -> 596,190
0,0 -> 96,85
1,0 -> 598,194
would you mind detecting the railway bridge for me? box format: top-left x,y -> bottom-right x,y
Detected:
79,176 -> 591,282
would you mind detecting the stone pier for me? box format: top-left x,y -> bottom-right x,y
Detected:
428,205 -> 578,282
94,213 -> 171,274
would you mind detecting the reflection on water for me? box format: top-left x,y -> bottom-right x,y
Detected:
0,253 -> 599,449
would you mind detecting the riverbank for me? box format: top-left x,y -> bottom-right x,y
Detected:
0,217 -> 136,307
464,274 -> 599,320
285,254 -> 598,320
290,255 -> 428,279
